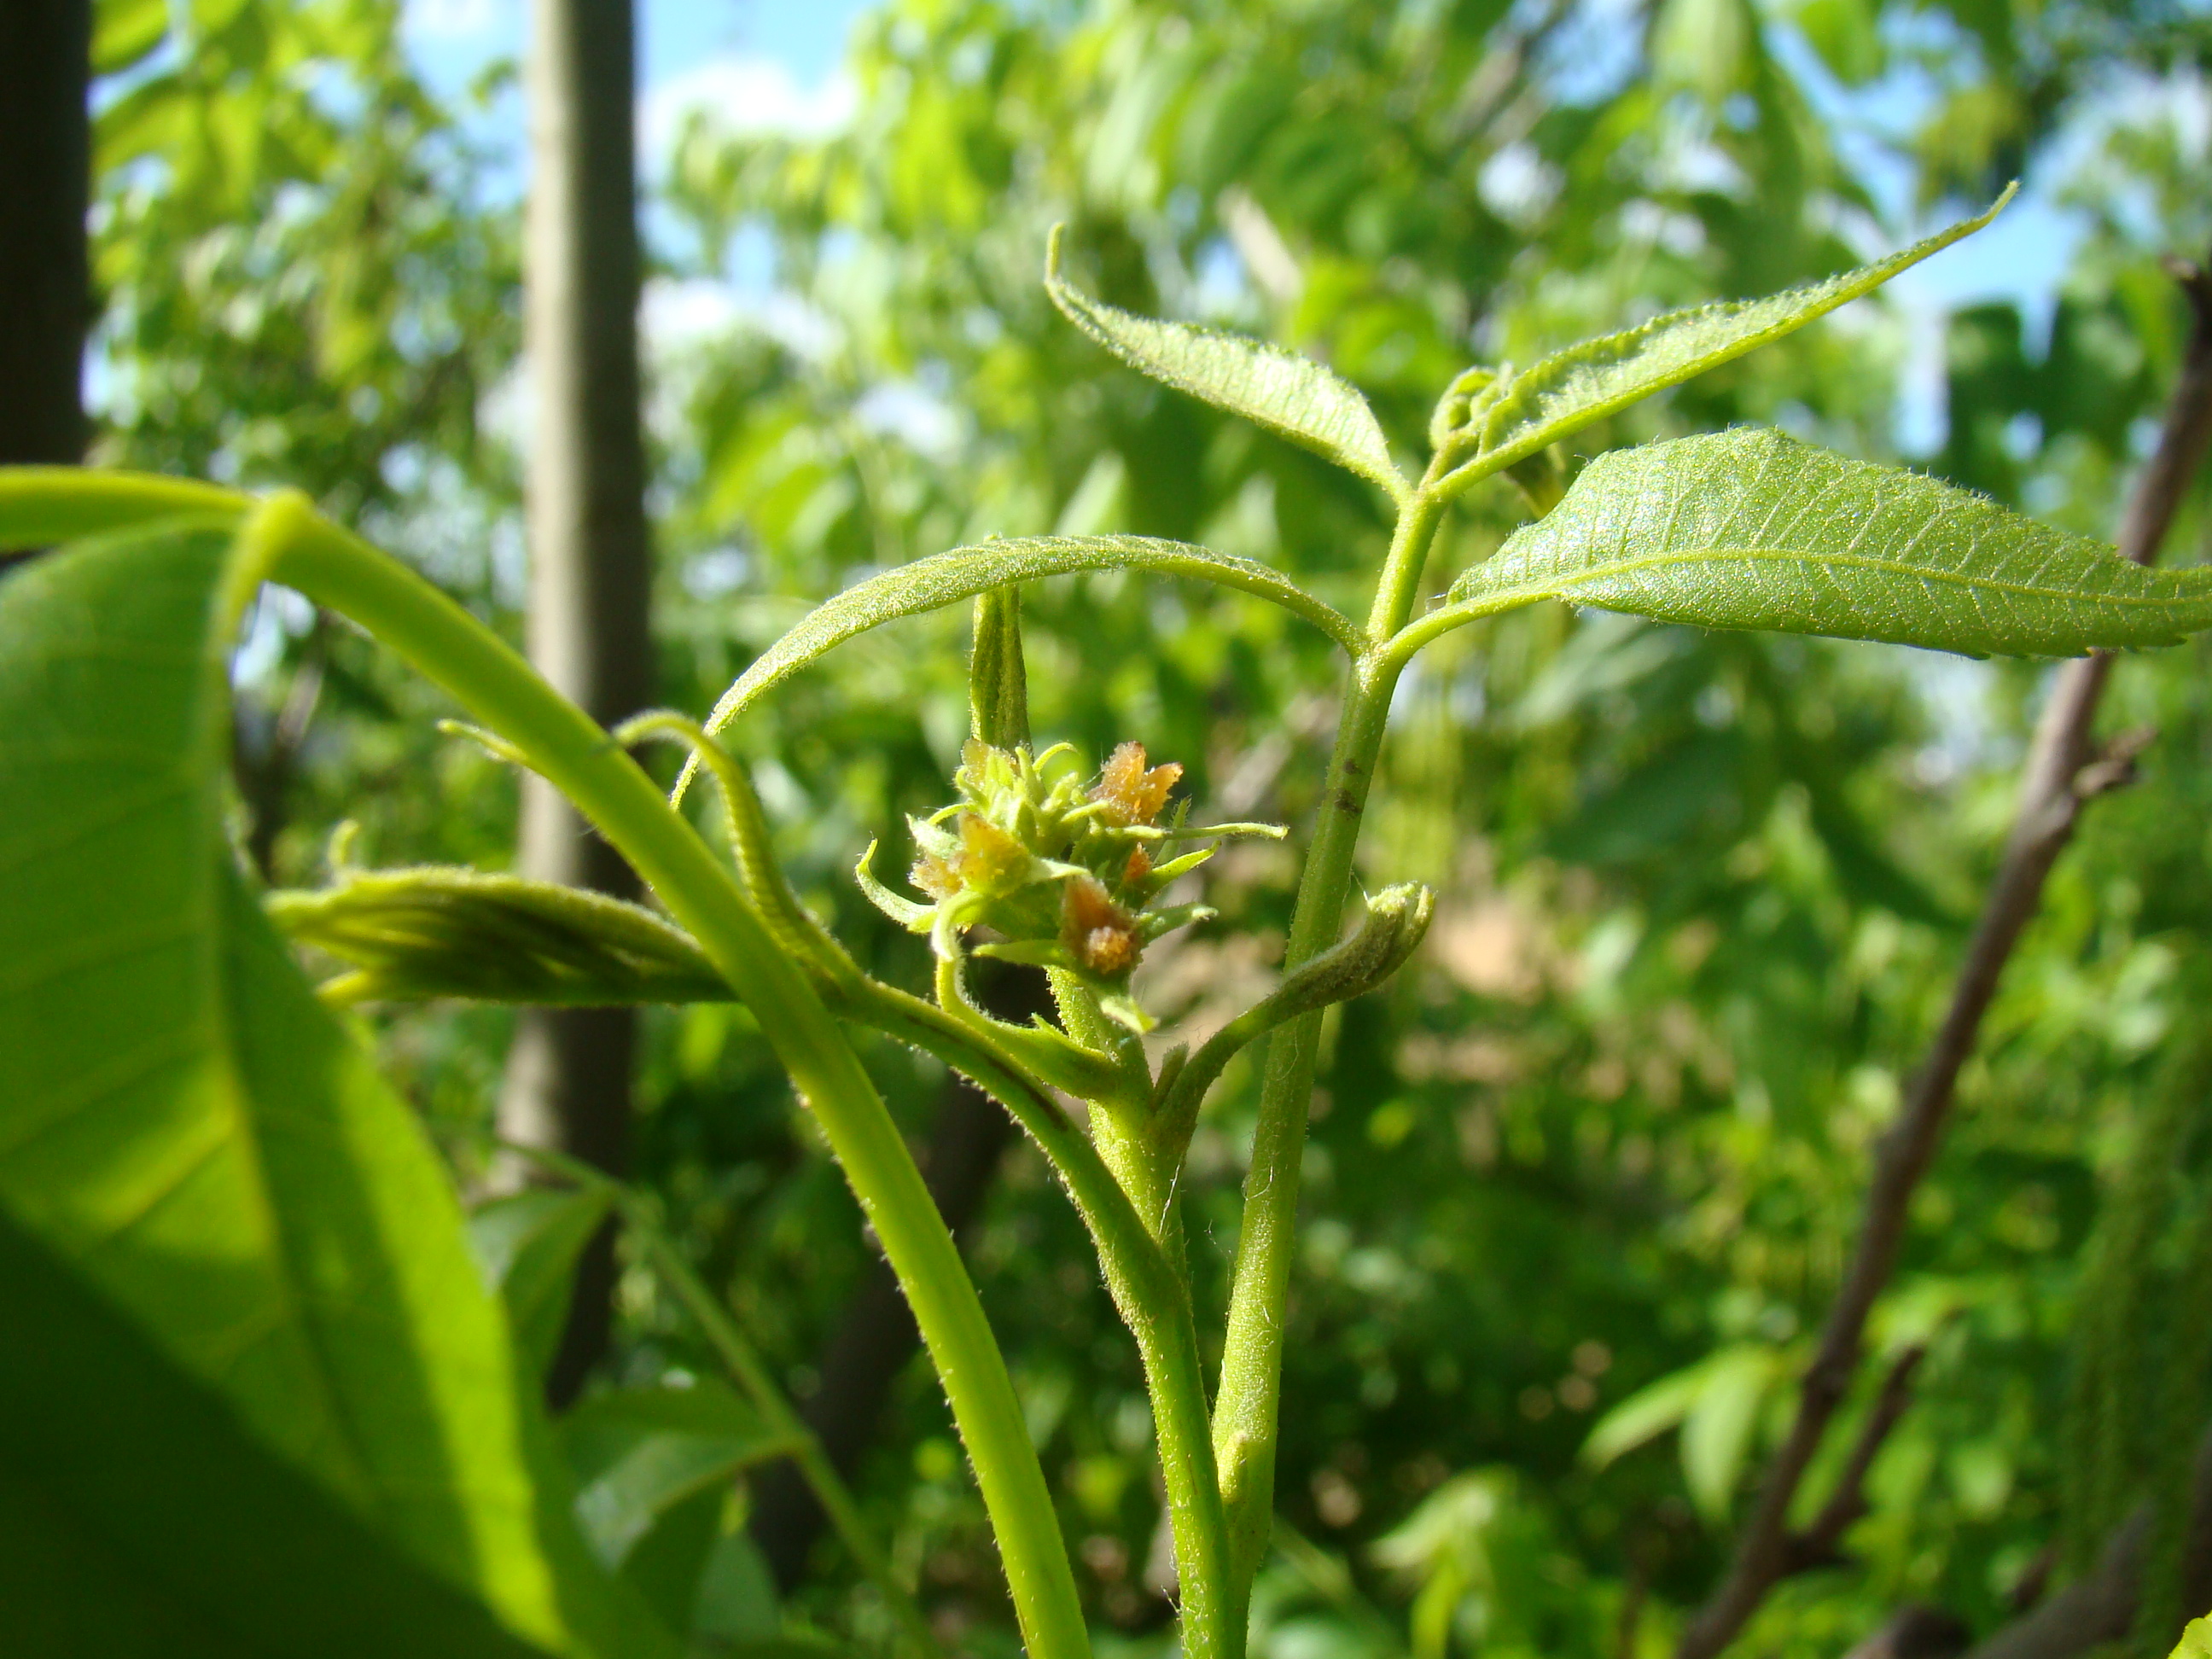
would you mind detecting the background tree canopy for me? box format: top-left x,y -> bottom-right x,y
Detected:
64,0 -> 2212,1655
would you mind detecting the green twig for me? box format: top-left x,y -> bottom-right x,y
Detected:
1210,476 -> 1450,1604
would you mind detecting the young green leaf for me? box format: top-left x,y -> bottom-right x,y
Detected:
1153,883 -> 1435,1156
471,1186 -> 620,1390
970,585 -> 1032,750
1581,1362 -> 1711,1472
1440,188 -> 2015,487
1420,428 -> 2212,660
1580,1342 -> 1792,1521
92,0 -> 172,75
0,522 -> 674,1659
685,533 -> 1359,797
1046,227 -> 1410,501
1679,1348 -> 1788,1523
270,866 -> 734,1005
2169,1616 -> 2212,1659
561,1383 -> 796,1568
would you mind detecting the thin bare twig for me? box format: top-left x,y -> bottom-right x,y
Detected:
1844,1422 -> 2212,1659
1675,245 -> 2212,1659
1842,1606 -> 1973,1659
1786,1344 -> 1927,1575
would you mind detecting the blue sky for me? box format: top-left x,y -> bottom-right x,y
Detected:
398,0 -> 2107,451
399,0 -> 2077,310
405,0 -> 870,92
404,0 -> 873,161
401,0 -> 2081,306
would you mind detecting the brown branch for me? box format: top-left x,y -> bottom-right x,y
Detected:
1963,1425 -> 2212,1659
1842,1606 -> 1974,1659
1784,1344 -> 1927,1575
2007,1542 -> 2059,1615
1835,1427 -> 2212,1659
1674,243 -> 2212,1659
1967,1509 -> 2150,1659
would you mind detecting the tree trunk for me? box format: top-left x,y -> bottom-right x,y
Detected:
506,0 -> 655,1410
0,0 -> 90,469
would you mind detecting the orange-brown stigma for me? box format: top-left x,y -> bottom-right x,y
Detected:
1062,874 -> 1138,975
1091,742 -> 1182,827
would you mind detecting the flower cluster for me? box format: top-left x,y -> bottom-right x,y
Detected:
858,738 -> 1278,1022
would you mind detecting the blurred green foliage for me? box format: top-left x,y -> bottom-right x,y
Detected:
96,0 -> 2212,1653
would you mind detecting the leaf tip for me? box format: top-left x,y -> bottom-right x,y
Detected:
1953,180 -> 2019,243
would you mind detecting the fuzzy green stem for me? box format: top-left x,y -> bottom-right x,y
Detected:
0,464 -> 243,546
1366,490 -> 1447,645
1211,486 -> 1445,1603
242,495 -> 1091,1659
927,956 -> 1233,1658
615,709 -> 860,985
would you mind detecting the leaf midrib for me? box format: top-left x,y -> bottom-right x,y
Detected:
1469,544 -> 2191,610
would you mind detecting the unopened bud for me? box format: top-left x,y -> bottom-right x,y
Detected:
1429,364 -> 1499,451
969,585 -> 1030,750
1278,883 -> 1435,1016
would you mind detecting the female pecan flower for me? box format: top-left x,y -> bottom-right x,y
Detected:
855,738 -> 1279,1027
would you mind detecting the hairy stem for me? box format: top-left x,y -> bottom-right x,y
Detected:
903,957 -> 1237,1658
1213,485 -> 1445,1600
244,497 -> 1092,1659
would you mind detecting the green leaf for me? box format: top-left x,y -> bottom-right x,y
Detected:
0,522 -> 673,1658
471,1185 -> 618,1390
0,1202 -> 553,1657
1434,428 -> 2212,659
1582,1346 -> 1786,1522
688,533 -> 1359,794
1680,1348 -> 1784,1523
614,1488 -> 731,1638
969,584 -> 1031,750
690,1530 -> 782,1644
1580,1363 -> 1711,1470
1274,883 -> 1435,1017
561,1382 -> 798,1568
854,838 -> 934,932
2167,1615 -> 2212,1659
269,865 -> 734,1005
93,73 -> 194,175
94,0 -> 172,75
1046,227 -> 1410,501
1444,189 -> 2014,484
